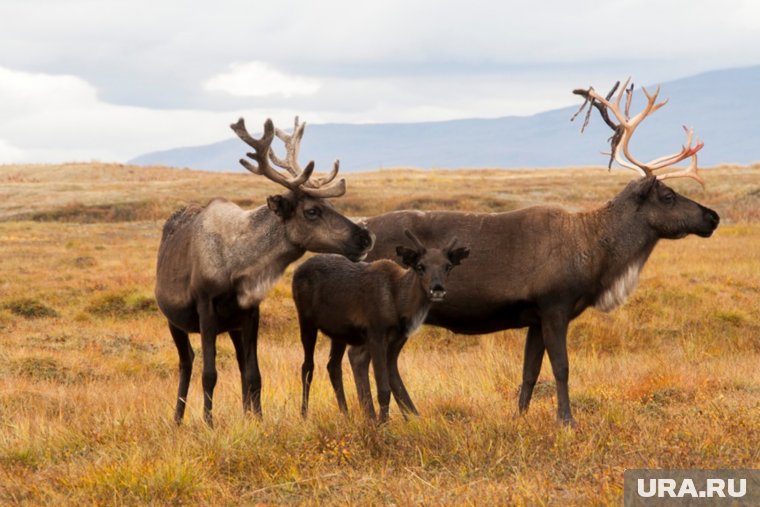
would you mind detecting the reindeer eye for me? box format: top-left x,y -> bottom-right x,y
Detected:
662,192 -> 675,204
445,264 -> 453,273
415,264 -> 425,273
304,208 -> 321,219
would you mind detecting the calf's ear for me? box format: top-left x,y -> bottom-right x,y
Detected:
396,246 -> 421,268
448,246 -> 470,265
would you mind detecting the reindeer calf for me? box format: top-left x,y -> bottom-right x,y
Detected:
292,230 -> 469,422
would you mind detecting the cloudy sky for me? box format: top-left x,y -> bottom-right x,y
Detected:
1,0 -> 759,164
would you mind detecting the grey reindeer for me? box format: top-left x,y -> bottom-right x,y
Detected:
352,80 -> 719,426
155,117 -> 374,426
292,230 -> 469,423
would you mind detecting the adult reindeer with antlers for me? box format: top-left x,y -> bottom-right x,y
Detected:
155,117 -> 374,425
357,80 -> 719,425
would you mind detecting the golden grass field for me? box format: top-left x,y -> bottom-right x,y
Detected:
1,163 -> 759,505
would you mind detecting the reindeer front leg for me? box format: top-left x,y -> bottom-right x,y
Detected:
327,341 -> 349,413
540,309 -> 574,426
388,333 -> 418,416
169,323 -> 194,425
241,306 -> 262,416
228,329 -> 247,406
518,324 -> 545,414
348,346 -> 376,420
197,300 -> 219,427
368,331 -> 392,423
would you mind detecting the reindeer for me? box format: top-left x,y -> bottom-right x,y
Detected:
354,80 -> 719,425
155,117 -> 374,425
292,230 -> 469,423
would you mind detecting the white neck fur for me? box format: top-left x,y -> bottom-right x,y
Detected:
595,260 -> 644,313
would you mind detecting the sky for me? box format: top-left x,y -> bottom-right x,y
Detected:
1,0 -> 759,164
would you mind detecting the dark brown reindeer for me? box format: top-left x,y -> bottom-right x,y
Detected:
356,80 -> 719,425
292,230 -> 469,422
155,117 -> 374,425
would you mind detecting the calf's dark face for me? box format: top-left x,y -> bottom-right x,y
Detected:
268,192 -> 374,261
396,244 -> 470,302
634,177 -> 720,239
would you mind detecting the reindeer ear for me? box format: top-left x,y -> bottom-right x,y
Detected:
634,176 -> 658,203
448,246 -> 470,265
396,246 -> 420,268
267,194 -> 295,218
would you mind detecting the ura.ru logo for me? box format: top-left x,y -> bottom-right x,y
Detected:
637,478 -> 746,498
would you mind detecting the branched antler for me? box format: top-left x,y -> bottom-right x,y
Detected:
572,79 -> 705,186
269,116 -> 306,177
572,81 -> 623,169
404,229 -> 427,253
230,117 -> 347,197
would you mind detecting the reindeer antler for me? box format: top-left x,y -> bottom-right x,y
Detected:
268,116 -> 305,178
404,229 -> 427,253
572,79 -> 705,186
230,117 -> 347,197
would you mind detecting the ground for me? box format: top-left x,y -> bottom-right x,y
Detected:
1,163 -> 758,505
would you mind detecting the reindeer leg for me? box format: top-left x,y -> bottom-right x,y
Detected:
228,329 -> 246,405
368,332 -> 391,423
197,301 -> 219,427
299,317 -> 317,418
348,346 -> 376,420
541,310 -> 575,426
518,324 -> 545,414
169,323 -> 194,425
388,334 -> 418,416
327,341 -> 348,414
241,306 -> 262,417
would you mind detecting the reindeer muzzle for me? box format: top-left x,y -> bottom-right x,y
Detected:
429,288 -> 447,302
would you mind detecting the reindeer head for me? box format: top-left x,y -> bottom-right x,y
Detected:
396,230 -> 470,302
231,117 -> 374,261
573,79 -> 720,240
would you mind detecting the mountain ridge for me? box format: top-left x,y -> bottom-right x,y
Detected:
129,65 -> 760,171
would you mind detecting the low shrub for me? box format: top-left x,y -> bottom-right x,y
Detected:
4,298 -> 58,319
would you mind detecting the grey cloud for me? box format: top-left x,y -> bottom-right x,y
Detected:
2,0 -> 758,112
0,0 -> 758,162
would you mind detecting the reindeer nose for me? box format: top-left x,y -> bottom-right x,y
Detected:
704,209 -> 720,230
429,284 -> 446,301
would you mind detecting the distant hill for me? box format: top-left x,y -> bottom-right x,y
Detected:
129,66 -> 760,171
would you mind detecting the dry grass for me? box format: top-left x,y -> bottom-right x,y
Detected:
2,162 -> 759,223
1,163 -> 759,505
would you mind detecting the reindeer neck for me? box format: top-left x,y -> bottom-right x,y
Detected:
577,200 -> 659,312
597,198 -> 658,261
245,205 -> 305,262
230,205 -> 305,308
396,269 -> 432,323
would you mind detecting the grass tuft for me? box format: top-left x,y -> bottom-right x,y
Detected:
86,291 -> 157,318
3,298 -> 58,319
10,356 -> 70,382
